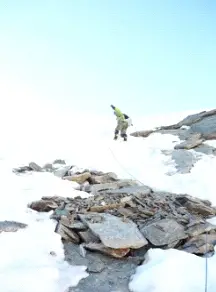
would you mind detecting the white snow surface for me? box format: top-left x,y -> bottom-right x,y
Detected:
129,248 -> 216,292
0,107 -> 216,292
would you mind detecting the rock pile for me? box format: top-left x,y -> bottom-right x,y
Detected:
13,160 -> 216,291
30,186 -> 216,257
15,160 -> 216,258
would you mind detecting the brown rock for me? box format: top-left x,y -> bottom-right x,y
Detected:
55,222 -> 80,243
174,133 -> 203,150
84,242 -> 130,258
185,221 -> 216,237
203,133 -> 216,140
118,207 -> 136,218
29,200 -> 58,212
41,195 -> 66,203
130,130 -> 154,138
183,233 -> 216,255
89,172 -> 118,184
175,195 -> 216,216
63,172 -> 91,184
185,201 -> 216,216
89,202 -> 124,212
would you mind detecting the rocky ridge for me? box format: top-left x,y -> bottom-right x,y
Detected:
130,109 -> 216,174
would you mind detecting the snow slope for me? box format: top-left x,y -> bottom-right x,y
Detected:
1,107 -> 216,292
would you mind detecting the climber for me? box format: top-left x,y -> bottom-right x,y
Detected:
110,105 -> 133,141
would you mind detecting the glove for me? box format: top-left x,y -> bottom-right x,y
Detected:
110,105 -> 115,110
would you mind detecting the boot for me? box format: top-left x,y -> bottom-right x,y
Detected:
121,133 -> 127,141
114,130 -> 118,140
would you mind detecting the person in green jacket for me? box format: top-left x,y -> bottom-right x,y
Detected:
111,105 -> 133,141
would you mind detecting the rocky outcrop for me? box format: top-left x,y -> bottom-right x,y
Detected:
131,109 -> 216,174
131,109 -> 216,145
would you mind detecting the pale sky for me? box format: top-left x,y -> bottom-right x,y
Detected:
0,0 -> 215,119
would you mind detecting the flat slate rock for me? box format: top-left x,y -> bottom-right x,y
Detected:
53,165 -> 72,178
105,185 -> 152,196
0,221 -> 27,233
140,219 -> 187,247
171,149 -> 198,174
174,134 -> 203,150
78,213 -> 148,249
89,180 -> 140,194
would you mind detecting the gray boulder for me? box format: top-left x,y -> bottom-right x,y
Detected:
0,221 -> 27,233
79,213 -> 148,249
29,162 -> 43,172
174,133 -> 204,150
29,199 -> 58,212
104,185 -> 152,197
53,165 -> 72,178
140,219 -> 188,247
89,179 -> 140,194
53,159 -> 66,165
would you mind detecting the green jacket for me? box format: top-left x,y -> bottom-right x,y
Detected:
114,107 -> 125,121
